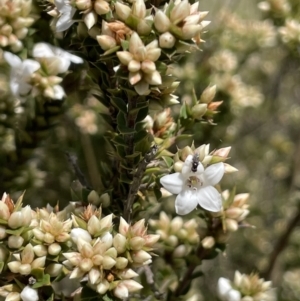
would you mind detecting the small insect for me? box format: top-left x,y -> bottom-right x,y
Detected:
191,153 -> 200,172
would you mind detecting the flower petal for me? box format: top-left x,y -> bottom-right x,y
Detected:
203,162 -> 224,186
22,60 -> 40,75
197,186 -> 222,212
226,289 -> 241,301
4,52 -> 21,68
217,278 -> 232,298
160,173 -> 184,194
175,189 -> 198,215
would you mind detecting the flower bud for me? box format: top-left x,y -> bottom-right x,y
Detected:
201,236 -> 215,249
33,245 -> 47,257
159,32 -> 176,48
76,0 -> 92,10
129,237 -> 145,251
114,283 -> 129,299
117,51 -> 133,66
19,263 -> 32,275
170,0 -> 190,25
154,11 -> 170,33
8,212 -> 23,229
200,85 -> 216,104
132,0 -> 146,18
8,235 -> 24,249
6,292 -> 21,301
115,257 -> 128,269
97,279 -> 110,294
132,250 -> 152,264
173,244 -> 187,258
102,256 -> 116,269
31,256 -> 46,269
71,228 -> 92,244
94,0 -> 110,15
182,24 -> 201,39
0,201 -> 10,220
115,2 -> 131,21
191,103 -> 207,119
123,280 -> 143,292
99,193 -> 110,207
225,219 -> 239,232
0,225 -> 7,239
45,263 -> 63,277
225,208 -> 244,220
84,11 -> 98,30
48,243 -> 62,255
20,286 -> 39,301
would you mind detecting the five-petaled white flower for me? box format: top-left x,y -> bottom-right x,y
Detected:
54,0 -> 76,32
4,52 -> 40,99
160,155 -> 224,215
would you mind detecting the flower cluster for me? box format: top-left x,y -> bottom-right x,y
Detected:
218,271 -> 276,301
4,43 -> 83,100
0,0 -> 34,52
279,19 -> 300,45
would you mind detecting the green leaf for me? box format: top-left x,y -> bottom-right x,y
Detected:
136,107 -> 148,122
14,191 -> 25,211
0,218 -> 7,225
110,97 -> 127,113
103,294 -> 113,301
117,112 -> 135,134
6,227 -> 24,236
32,273 -> 51,288
134,130 -> 148,143
120,173 -> 133,184
31,268 -> 45,281
112,135 -> 127,146
0,262 -> 4,273
179,102 -> 187,119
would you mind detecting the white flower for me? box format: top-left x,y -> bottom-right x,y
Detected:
54,0 -> 76,32
20,286 -> 39,301
160,155 -> 224,215
217,277 -> 241,301
4,52 -> 40,98
32,43 -> 83,74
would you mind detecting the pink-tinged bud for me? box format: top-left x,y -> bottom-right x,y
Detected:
76,0 -> 92,10
131,219 -> 146,236
44,232 -> 55,244
154,11 -> 170,33
48,243 -> 62,255
129,32 -> 144,54
94,0 -> 110,15
225,208 -> 244,219
89,268 -> 101,284
182,24 -> 201,39
159,32 -> 176,48
129,237 -> 145,250
45,263 -> 63,277
117,268 -> 138,279
0,201 -> 10,220
119,217 -> 130,236
173,244 -> 187,258
8,212 -> 23,229
0,226 -> 7,240
97,35 -> 117,51
114,283 -> 129,299
113,233 -> 127,254
102,256 -> 116,269
145,47 -> 161,62
33,245 -> 47,257
71,228 -> 92,244
7,261 -> 21,273
128,60 -> 141,72
200,20 -> 210,29
22,244 -> 35,264
31,256 -> 46,269
141,60 -> 156,74
192,103 -> 207,120
129,71 -> 142,85
123,280 -> 143,292
87,215 -> 101,236
84,11 -> 98,30
92,254 -> 103,265
40,220 -> 51,233
117,51 -> 133,66
97,279 -> 110,294
80,258 -> 93,272
81,243 -> 94,258
132,250 -> 152,264
56,232 -> 70,243
144,70 -> 162,85
8,235 -> 24,249
233,193 -> 250,207
63,252 -> 82,266
144,234 -> 160,247
213,146 -> 231,159
115,257 -> 128,269
199,11 -> 209,21
170,0 -> 190,25
200,85 -> 216,103
115,2 -> 131,21
32,229 -> 45,241
132,0 -> 146,18
5,292 -> 20,301
19,263 -> 31,275
225,219 -> 239,232
201,236 -> 215,249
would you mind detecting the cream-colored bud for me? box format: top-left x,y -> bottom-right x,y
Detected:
119,217 -> 129,236
99,214 -> 113,230
45,263 -> 63,277
19,263 -> 31,275
8,212 -> 23,229
0,36 -> 8,47
154,11 -> 170,33
87,190 -> 101,205
132,250 -> 152,264
84,11 -> 98,30
97,279 -> 110,294
115,2 -> 131,21
102,256 -> 116,269
87,215 -> 101,236
48,8 -> 59,17
159,32 -> 176,48
144,234 -> 160,247
117,51 -> 133,66
145,47 -> 161,62
0,225 -> 7,239
15,28 -> 28,39
0,202 -> 10,220
213,146 -> 231,158
201,236 -> 215,249
44,232 -> 55,244
170,0 -> 190,25
129,237 -> 145,250
1,24 -> 12,36
137,19 -> 152,36
117,268 -> 138,279
99,192 -> 110,207
97,34 -> 117,51
174,160 -> 184,172
181,146 -> 194,160
89,267 -> 101,284
48,243 -> 62,255
144,70 -> 162,85
8,235 -> 24,249
224,163 -> 238,173
225,219 -> 239,232
191,103 -> 207,119
129,71 -> 142,85
182,24 -> 201,40
32,229 -> 45,241
104,247 -> 117,258
71,228 -> 92,244
113,233 -> 127,254
5,292 -> 20,301
225,208 -> 244,220
184,14 -> 201,26
170,217 -> 183,233
123,279 -> 143,292
31,256 -> 46,269
33,245 -> 48,257
128,60 -> 141,72
166,235 -> 178,247
173,244 -> 187,258
132,0 -> 146,18
94,0 -> 110,15
114,283 -> 129,299
80,258 -> 93,272
7,261 -> 21,273
115,257 -> 128,269
76,0 -> 92,10
200,85 -> 216,103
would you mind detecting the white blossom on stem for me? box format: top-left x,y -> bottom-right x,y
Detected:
160,154 -> 224,215
54,0 -> 76,32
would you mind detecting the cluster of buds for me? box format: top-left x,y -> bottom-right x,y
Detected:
4,43 -> 83,100
279,19 -> 300,45
258,0 -> 291,16
149,212 -> 199,258
217,271 -> 276,301
0,284 -> 39,301
154,0 -> 209,47
144,108 -> 176,138
221,190 -> 250,233
0,0 -> 34,52
173,144 -> 237,174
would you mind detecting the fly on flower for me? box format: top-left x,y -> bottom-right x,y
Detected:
160,155 -> 225,215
